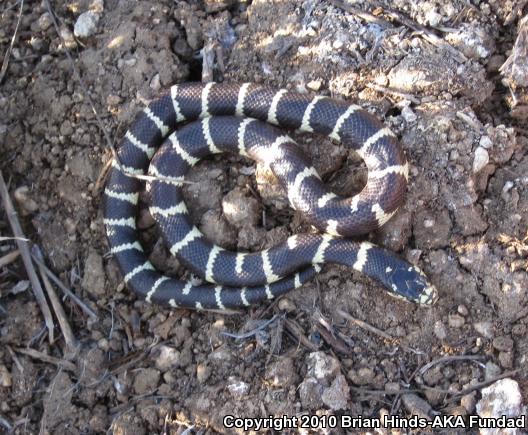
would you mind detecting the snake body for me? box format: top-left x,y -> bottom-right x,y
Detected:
104,82 -> 437,309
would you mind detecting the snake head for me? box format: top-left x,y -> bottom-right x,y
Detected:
387,264 -> 438,306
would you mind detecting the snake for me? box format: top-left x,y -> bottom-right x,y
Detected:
103,82 -> 437,310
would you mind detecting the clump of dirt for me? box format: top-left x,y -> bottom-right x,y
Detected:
0,0 -> 527,433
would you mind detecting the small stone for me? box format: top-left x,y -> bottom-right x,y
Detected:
484,361 -> 501,381
204,0 -> 237,13
473,321 -> 494,339
321,374 -> 350,411
460,392 -> 477,413
222,188 -> 261,229
0,365 -> 12,387
277,298 -> 296,312
498,351 -> 513,369
476,378 -> 523,435
457,305 -> 469,316
479,135 -> 493,149
82,249 -> 106,297
150,73 -> 161,91
401,394 -> 432,420
196,363 -> 210,384
154,346 -> 180,371
60,26 -> 77,49
472,147 -> 489,173
448,313 -> 465,328
38,13 -> 53,31
13,186 -> 39,215
492,336 -> 514,352
226,377 -> 250,398
133,368 -> 160,395
74,11 -> 100,38
347,367 -> 375,386
306,80 -> 322,91
265,357 -> 298,387
298,377 -> 324,410
200,210 -> 236,249
306,352 -> 340,385
433,320 -> 447,340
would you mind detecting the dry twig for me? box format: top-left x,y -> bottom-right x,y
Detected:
0,0 -> 24,84
0,249 -> 20,268
14,347 -> 77,372
0,170 -> 55,342
34,247 -> 78,354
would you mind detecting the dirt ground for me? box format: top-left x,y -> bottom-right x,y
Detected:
1,0 -> 527,433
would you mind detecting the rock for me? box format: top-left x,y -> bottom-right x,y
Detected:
321,374 -> 349,410
460,392 -> 477,413
67,152 -> 98,182
277,298 -> 296,312
265,357 -> 298,387
492,336 -> 514,352
453,206 -> 488,236
413,209 -> 452,249
476,379 -> 523,435
74,11 -> 100,38
445,24 -> 495,60
133,368 -> 160,395
306,80 -> 322,91
347,367 -> 375,386
401,394 -> 433,420
204,0 -> 237,13
82,249 -> 106,297
433,321 -> 447,340
37,13 -> 53,31
473,321 -> 494,339
200,210 -> 237,249
14,186 -> 39,215
196,363 -> 211,384
484,362 -> 501,381
498,351 -> 513,369
298,377 -> 324,410
457,304 -> 469,316
154,346 -> 180,371
473,146 -> 490,173
226,377 -> 250,398
0,365 -> 12,387
174,5 -> 203,51
222,188 -> 261,229
448,313 -> 465,328
305,352 -> 341,386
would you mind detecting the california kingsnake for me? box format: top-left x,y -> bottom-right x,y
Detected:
103,82 -> 437,310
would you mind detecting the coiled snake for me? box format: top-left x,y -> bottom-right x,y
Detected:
103,82 -> 437,310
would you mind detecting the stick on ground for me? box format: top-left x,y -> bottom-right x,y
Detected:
0,170 -> 55,342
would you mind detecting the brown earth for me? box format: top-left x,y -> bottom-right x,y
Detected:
0,0 -> 527,433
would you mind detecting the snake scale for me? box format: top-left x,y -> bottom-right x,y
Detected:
103,82 -> 437,310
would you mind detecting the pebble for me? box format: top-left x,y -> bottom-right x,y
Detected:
473,321 -> 494,339
81,249 -> 106,296
222,188 -> 261,229
433,320 -> 447,340
457,304 -> 469,316
479,135 -> 493,149
448,313 -> 465,328
306,352 -> 340,385
484,361 -> 501,381
204,0 -> 237,13
347,367 -> 375,386
60,26 -> 77,49
38,13 -> 53,31
306,80 -> 322,91
460,392 -> 477,413
321,374 -> 349,411
13,186 -> 39,215
133,368 -> 160,395
498,351 -> 513,369
226,377 -> 250,398
401,394 -> 432,420
277,297 -> 296,312
196,363 -> 211,384
154,345 -> 180,371
265,357 -> 298,387
492,336 -> 514,352
472,146 -> 489,173
476,379 -> 523,435
0,365 -> 12,388
298,377 -> 324,410
74,11 -> 100,38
